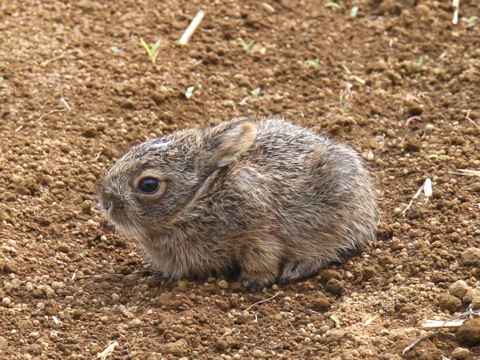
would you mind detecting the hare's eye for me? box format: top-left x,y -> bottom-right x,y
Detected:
137,177 -> 159,194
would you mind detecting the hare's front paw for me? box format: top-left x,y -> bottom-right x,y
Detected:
277,260 -> 323,283
241,272 -> 274,291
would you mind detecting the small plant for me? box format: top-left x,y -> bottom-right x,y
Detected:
0,77 -> 3,86
414,55 -> 424,69
185,86 -> 195,99
140,38 -> 161,63
239,41 -> 255,55
160,86 -> 171,93
330,315 -> 341,325
250,87 -> 261,97
350,6 -> 359,17
110,46 -> 122,53
307,57 -> 320,69
464,15 -> 478,24
171,13 -> 178,22
325,2 -> 341,9
428,154 -> 447,160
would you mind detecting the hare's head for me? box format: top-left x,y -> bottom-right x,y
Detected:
98,119 -> 257,239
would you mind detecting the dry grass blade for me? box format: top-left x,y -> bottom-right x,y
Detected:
452,169 -> 480,177
15,109 -> 66,132
97,341 -> 118,360
452,0 -> 460,24
179,10 -> 205,45
41,50 -> 70,66
421,319 -> 465,328
244,292 -> 280,312
403,307 -> 480,355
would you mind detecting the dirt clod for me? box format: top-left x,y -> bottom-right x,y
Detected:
438,294 -> 462,314
449,280 -> 471,300
456,319 -> 480,346
158,339 -> 189,356
404,138 -> 422,152
461,248 -> 480,266
325,279 -> 345,296
0,336 -> 7,350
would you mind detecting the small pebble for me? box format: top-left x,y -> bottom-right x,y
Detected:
2,297 -> 12,306
29,331 -> 40,339
448,280 -> 471,299
217,280 -> 229,289
451,347 -> 470,360
81,200 -> 93,215
0,336 -> 7,350
128,318 -> 142,328
252,349 -> 265,357
461,248 -> 480,266
51,281 -> 65,290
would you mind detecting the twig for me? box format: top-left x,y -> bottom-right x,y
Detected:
238,97 -> 249,105
403,307 -> 480,355
60,97 -> 72,112
421,319 -> 465,328
97,341 -> 118,360
405,115 -> 421,126
401,182 -> 424,214
15,109 -> 66,132
452,0 -> 460,24
179,10 -> 205,45
466,110 -> 479,128
451,169 -> 480,177
41,50 -> 70,66
262,3 -> 275,13
244,292 -> 280,312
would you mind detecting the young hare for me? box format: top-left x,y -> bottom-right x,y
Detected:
99,117 -> 378,289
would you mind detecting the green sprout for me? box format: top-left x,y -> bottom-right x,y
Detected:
325,2 -> 341,9
185,86 -> 195,99
0,77 -> 3,86
465,15 -> 478,24
307,57 -> 320,69
160,86 -> 171,93
239,41 -> 255,55
330,315 -> 341,325
110,46 -> 122,53
171,13 -> 178,22
140,38 -> 161,63
428,154 -> 447,160
414,55 -> 424,69
350,6 -> 359,18
250,87 -> 261,97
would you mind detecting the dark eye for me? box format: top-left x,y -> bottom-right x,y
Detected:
137,177 -> 159,194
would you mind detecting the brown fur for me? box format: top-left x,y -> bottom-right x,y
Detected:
98,117 -> 378,289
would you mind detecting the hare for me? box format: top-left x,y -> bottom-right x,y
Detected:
98,117 -> 378,289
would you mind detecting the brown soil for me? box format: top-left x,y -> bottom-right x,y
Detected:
1,0 -> 480,359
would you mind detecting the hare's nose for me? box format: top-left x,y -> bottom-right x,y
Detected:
99,193 -> 113,212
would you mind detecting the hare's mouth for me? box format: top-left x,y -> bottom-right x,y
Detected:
103,207 -> 145,242
112,217 -> 147,242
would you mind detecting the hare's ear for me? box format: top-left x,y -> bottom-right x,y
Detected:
212,122 -> 257,168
